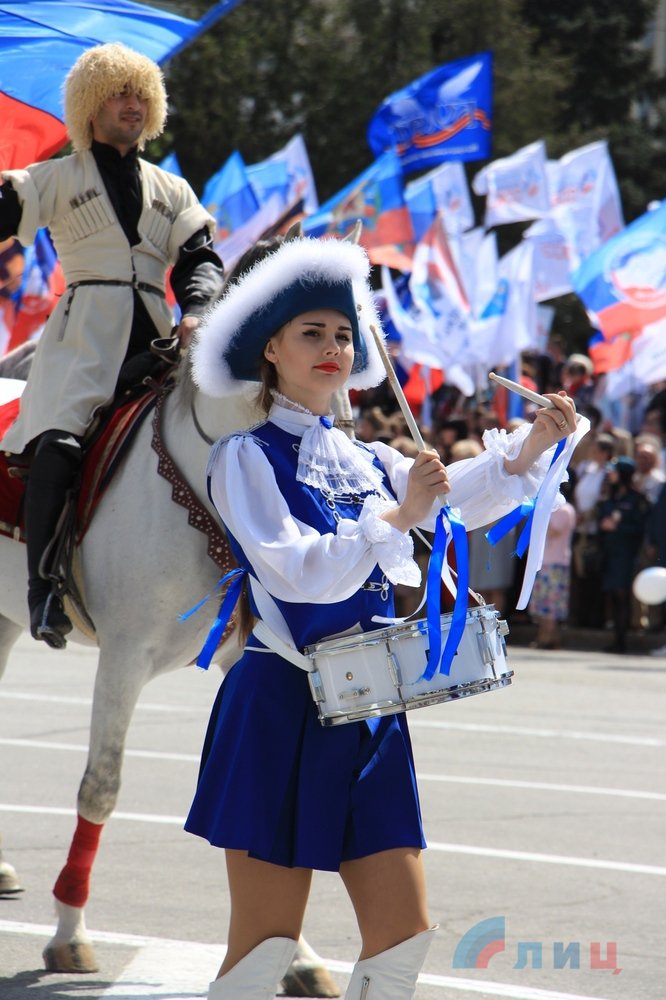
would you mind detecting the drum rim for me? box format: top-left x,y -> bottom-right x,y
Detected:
318,671 -> 514,725
305,603 -> 501,657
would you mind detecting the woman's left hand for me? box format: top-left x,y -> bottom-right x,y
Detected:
505,390 -> 577,476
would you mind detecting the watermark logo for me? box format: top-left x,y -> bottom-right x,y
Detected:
453,917 -> 620,975
452,916 -> 506,969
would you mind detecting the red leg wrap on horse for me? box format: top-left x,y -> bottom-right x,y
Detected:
53,815 -> 104,907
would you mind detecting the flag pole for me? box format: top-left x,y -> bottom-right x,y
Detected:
369,324 -> 428,451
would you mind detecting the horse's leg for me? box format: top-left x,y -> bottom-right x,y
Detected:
282,936 -> 342,998
0,614 -> 25,895
43,645 -> 151,973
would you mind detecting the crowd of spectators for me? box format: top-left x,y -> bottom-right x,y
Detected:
349,338 -> 666,657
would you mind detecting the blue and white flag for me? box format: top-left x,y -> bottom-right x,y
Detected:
368,52 -> 493,173
405,160 -> 474,241
202,150 -> 260,239
248,134 -> 319,217
572,201 -> 666,339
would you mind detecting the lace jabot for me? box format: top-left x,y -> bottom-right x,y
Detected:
268,393 -> 386,496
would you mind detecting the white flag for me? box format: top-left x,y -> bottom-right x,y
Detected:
405,161 -> 474,240
523,216 -> 572,301
276,133 -> 319,214
548,140 -> 624,272
449,227 -> 499,316
630,319 -> 666,386
250,134 -> 319,216
409,212 -> 470,317
495,241 -> 537,362
381,266 -> 443,370
472,139 -> 550,227
549,140 -> 623,233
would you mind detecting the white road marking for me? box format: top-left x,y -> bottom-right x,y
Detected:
0,919 -> 614,1000
409,718 -> 665,747
1,802 -> 664,876
418,772 -> 666,801
428,841 -> 666,877
0,736 -> 199,763
2,736 -> 664,800
1,689 -> 663,746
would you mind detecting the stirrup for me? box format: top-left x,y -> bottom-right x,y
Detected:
30,593 -> 72,650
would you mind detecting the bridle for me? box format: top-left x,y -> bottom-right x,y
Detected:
190,394 -> 216,446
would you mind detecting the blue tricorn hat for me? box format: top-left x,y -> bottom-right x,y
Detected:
192,237 -> 387,396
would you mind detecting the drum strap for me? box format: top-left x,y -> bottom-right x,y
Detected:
253,619 -> 312,672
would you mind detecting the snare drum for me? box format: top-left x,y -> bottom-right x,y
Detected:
304,604 -> 512,726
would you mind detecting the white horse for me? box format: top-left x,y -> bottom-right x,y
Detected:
0,339 -> 346,997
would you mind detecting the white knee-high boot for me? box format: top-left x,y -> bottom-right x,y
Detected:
207,936 -> 298,999
344,926 -> 437,999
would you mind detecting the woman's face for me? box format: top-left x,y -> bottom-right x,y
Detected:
264,308 -> 355,411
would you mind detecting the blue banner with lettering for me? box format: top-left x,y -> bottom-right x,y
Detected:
367,52 -> 493,174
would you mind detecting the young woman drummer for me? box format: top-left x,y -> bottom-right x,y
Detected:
186,236 -> 578,999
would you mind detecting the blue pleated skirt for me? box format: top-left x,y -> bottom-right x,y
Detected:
185,636 -> 426,871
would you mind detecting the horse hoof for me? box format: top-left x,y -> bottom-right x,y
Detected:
280,966 -> 341,998
42,942 -> 99,973
0,861 -> 23,895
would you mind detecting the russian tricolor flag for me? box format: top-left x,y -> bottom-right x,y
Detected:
572,201 -> 666,339
0,1 -> 243,171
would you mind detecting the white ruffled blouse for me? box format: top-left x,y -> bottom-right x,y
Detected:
207,403 -> 566,617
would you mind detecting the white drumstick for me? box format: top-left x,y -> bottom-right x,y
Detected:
369,324 -> 428,450
489,371 -> 555,409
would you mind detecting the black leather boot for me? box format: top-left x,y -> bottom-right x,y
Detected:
25,432 -> 82,649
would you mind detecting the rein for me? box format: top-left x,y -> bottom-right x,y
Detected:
190,395 -> 216,446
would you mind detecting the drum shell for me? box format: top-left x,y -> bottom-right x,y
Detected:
305,604 -> 512,726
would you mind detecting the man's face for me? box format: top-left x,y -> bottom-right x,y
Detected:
91,86 -> 148,153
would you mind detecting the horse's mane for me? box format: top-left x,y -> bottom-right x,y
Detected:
172,348 -> 196,412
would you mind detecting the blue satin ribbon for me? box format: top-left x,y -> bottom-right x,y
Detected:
486,439 -> 566,557
423,505 -> 469,679
179,568 -> 246,670
486,498 -> 536,556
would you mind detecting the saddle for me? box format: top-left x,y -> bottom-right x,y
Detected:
0,345 -> 179,635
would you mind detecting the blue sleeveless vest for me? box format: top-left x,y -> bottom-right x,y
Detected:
219,420 -> 399,650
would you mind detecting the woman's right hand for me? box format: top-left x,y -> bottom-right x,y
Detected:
382,449 -> 450,534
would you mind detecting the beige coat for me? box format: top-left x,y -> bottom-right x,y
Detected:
1,151 -> 215,454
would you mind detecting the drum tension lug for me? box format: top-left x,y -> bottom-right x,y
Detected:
308,669 -> 325,704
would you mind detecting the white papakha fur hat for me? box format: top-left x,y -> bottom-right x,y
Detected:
64,42 -> 167,153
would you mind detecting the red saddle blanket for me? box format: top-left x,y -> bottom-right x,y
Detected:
0,390 -> 159,544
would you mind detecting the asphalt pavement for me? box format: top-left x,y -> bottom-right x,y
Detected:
1,631 -> 665,1000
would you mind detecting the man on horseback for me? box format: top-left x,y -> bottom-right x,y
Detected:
0,43 -> 224,649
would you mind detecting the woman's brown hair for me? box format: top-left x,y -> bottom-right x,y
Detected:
235,338 -> 282,644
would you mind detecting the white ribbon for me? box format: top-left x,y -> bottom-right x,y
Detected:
516,415 -> 591,609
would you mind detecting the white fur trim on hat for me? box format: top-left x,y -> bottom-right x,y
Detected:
192,237 -> 387,396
